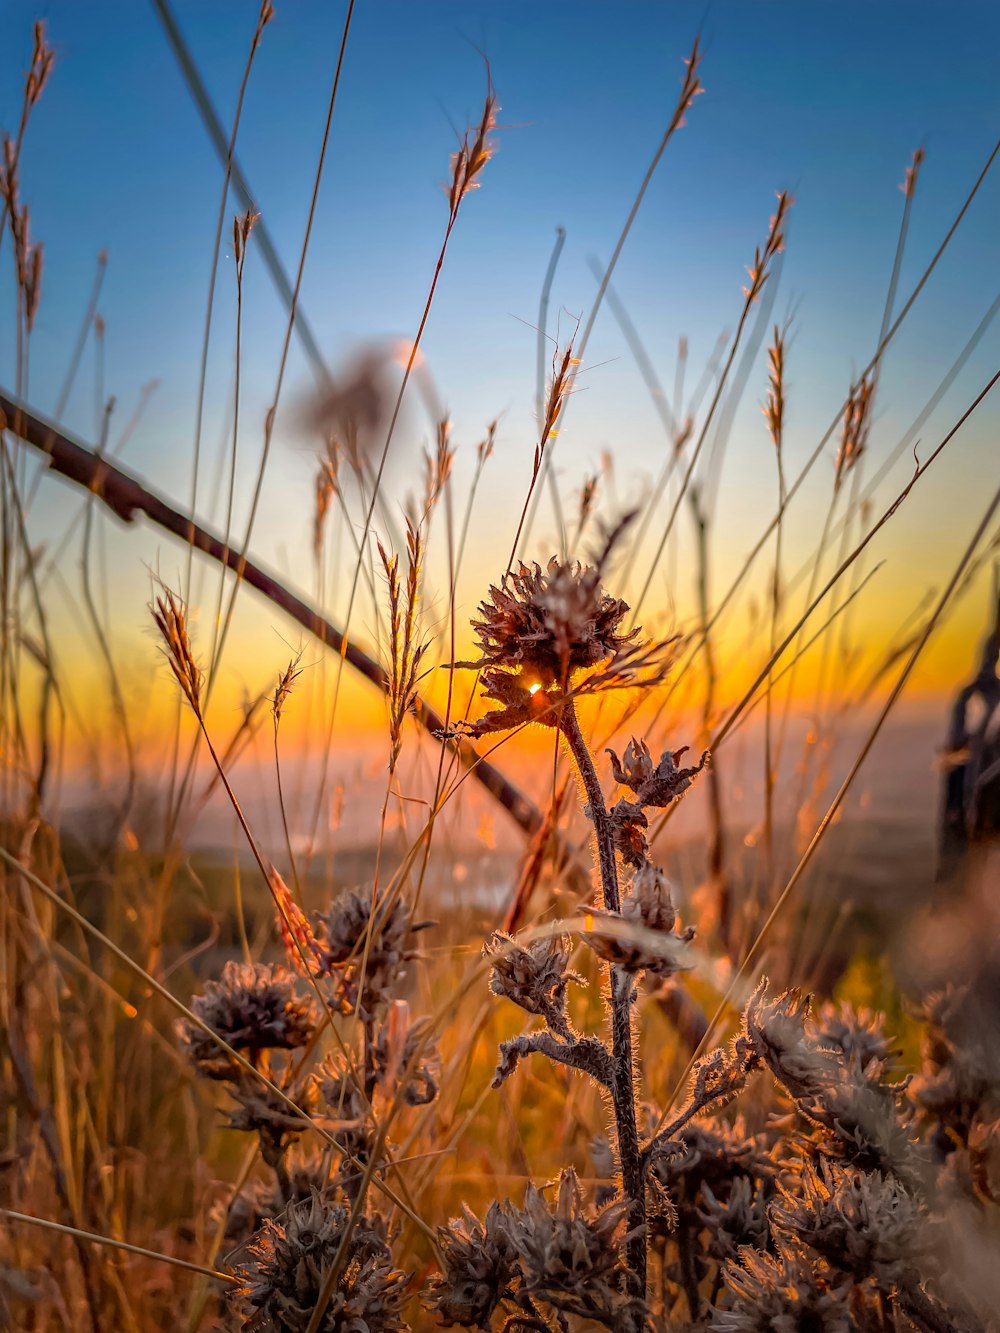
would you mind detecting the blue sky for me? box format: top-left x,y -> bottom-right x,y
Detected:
3,0 -> 1000,729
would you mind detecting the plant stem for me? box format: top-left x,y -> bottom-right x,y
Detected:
560,698 -> 646,1297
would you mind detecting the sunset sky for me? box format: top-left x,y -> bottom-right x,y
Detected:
3,0 -> 1000,778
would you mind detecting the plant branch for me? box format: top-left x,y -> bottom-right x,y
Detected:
559,697 -> 646,1297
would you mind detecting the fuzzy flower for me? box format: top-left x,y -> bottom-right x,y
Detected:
511,1168 -> 646,1329
230,1193 -> 408,1332
470,558 -> 635,686
484,931 -> 582,1032
425,1201 -> 518,1329
179,962 -> 318,1079
771,1161 -> 925,1286
713,1240 -> 854,1333
607,739 -> 708,808
646,1117 -> 777,1215
456,557 -> 671,738
798,1065 -> 923,1190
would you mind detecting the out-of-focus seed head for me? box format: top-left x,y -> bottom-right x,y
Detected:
425,1201 -> 518,1329
230,1193 -> 409,1332
179,962 -> 317,1080
713,1240 -> 853,1333
772,1160 -> 925,1287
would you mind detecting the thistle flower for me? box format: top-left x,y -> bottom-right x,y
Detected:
230,1193 -> 409,1332
425,1201 -> 518,1329
771,1160 -> 925,1286
606,739 -> 709,808
511,1168 -> 646,1328
179,962 -> 318,1079
456,556 -> 673,738
484,931 -> 582,1033
713,1241 -> 854,1333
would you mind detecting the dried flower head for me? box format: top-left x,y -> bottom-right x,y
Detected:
699,1176 -> 770,1260
230,1193 -> 408,1332
484,931 -> 582,1033
315,889 -> 423,1019
471,557 -> 634,686
512,1168 -> 646,1328
426,1201 -> 518,1329
607,799 -> 650,869
714,1240 -> 853,1333
815,1000 -> 896,1072
179,962 -> 317,1079
771,1160 -> 925,1287
743,983 -> 840,1100
607,739 -> 709,808
371,1005 -> 439,1107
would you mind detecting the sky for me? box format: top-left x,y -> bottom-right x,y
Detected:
3,0 -> 1000,801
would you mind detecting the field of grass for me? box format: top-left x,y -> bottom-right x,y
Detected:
2,8 -> 1000,1331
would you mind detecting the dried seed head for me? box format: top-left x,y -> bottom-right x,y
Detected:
743,983 -> 839,1100
512,1168 -> 647,1327
179,962 -> 318,1080
151,587 -> 204,716
834,374 -> 874,491
901,145 -> 926,199
447,65 -> 498,220
580,865 -> 694,979
607,739 -> 709,808
474,558 -> 635,684
315,888 -> 424,1019
426,1201 -> 518,1329
26,22 -> 55,107
371,1004 -> 439,1107
272,656 -> 303,726
815,1000 -> 896,1071
484,931 -> 582,1032
715,1240 -> 854,1333
698,1177 -> 770,1261
458,557 -> 640,738
772,1160 -> 925,1286
230,1193 -> 409,1332
607,798 -> 650,869
742,191 -> 793,306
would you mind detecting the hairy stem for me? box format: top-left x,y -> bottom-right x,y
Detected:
560,698 -> 646,1296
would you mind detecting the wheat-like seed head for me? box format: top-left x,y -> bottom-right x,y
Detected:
151,586 -> 203,716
